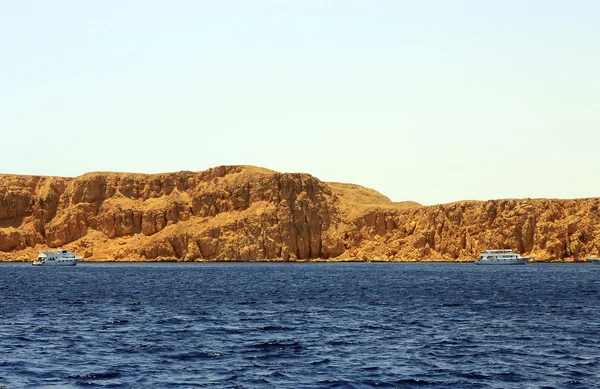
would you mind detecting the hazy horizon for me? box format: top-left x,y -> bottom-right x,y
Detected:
2,1 -> 598,205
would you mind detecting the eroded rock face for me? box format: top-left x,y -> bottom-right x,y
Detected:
343,198 -> 600,261
0,167 -> 345,261
0,166 -> 599,261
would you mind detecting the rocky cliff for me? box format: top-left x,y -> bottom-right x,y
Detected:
1,165 -> 599,261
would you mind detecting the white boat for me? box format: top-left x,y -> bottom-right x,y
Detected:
475,249 -> 530,265
32,249 -> 82,266
587,258 -> 600,264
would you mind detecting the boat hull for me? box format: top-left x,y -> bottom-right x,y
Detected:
588,258 -> 600,264
32,260 -> 78,266
475,258 -> 530,265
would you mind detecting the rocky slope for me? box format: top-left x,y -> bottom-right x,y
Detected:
1,165 -> 599,261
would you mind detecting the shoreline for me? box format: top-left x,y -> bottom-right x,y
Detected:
0,259 -> 593,264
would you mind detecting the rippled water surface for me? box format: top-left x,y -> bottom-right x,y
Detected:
1,262 -> 599,388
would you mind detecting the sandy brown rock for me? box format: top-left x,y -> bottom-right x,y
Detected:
1,166 -> 599,262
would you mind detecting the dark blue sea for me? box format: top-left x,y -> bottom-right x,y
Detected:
1,262 -> 599,388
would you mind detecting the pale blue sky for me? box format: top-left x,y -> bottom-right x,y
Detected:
1,1 -> 598,205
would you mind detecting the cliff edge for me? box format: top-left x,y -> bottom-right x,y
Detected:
1,165 -> 598,261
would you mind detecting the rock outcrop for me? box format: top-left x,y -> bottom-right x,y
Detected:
1,165 -> 599,261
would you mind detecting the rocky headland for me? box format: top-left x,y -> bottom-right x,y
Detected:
1,165 -> 598,262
